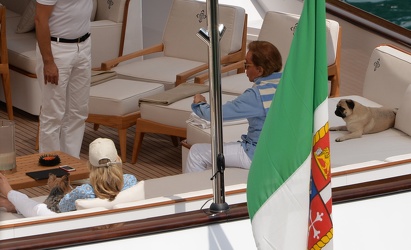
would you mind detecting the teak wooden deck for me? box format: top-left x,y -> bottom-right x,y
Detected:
0,103 -> 182,197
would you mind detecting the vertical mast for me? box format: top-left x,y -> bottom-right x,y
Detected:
206,0 -> 229,213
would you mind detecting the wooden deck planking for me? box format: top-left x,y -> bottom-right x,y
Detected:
0,103 -> 182,198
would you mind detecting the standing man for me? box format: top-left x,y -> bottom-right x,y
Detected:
35,0 -> 92,158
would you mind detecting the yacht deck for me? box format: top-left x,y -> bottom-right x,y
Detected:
0,103 -> 182,198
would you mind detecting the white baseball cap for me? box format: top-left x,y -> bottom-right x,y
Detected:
89,138 -> 120,167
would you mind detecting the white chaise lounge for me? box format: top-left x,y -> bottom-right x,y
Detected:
182,44 -> 411,172
131,10 -> 341,163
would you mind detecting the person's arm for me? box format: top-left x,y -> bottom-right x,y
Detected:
122,174 -> 138,190
34,3 -> 59,85
0,173 -> 55,217
58,185 -> 95,212
191,89 -> 265,121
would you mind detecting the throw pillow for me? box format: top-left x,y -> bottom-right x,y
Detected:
16,0 -> 36,33
75,180 -> 145,210
394,85 -> 411,136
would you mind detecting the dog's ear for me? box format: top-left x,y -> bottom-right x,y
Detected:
346,99 -> 355,110
48,173 -> 56,181
62,174 -> 69,184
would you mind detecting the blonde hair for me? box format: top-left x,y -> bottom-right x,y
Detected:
88,156 -> 124,201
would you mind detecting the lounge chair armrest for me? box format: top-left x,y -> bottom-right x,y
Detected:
175,63 -> 209,86
194,60 -> 245,84
101,44 -> 164,70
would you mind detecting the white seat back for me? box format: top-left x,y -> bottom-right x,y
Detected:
362,45 -> 411,109
258,11 -> 340,68
95,0 -> 128,23
163,0 -> 245,62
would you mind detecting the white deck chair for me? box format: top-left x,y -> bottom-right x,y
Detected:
196,10 -> 342,97
101,0 -> 247,90
131,10 -> 341,163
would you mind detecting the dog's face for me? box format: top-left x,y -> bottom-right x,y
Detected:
335,99 -> 355,118
47,173 -> 71,194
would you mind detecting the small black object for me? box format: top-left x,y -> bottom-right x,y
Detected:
26,168 -> 68,180
39,154 -> 61,166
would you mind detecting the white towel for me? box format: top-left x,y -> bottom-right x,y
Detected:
186,113 -> 247,129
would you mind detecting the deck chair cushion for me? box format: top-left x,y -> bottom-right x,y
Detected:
16,0 -> 35,33
395,85 -> 411,136
76,181 -> 145,210
95,0 -> 127,22
89,79 -> 164,116
113,0 -> 245,88
219,73 -> 253,95
363,45 -> 411,109
218,11 -> 339,96
163,0 -> 245,62
258,11 -> 339,68
115,57 -> 205,88
91,0 -> 97,21
140,92 -> 239,128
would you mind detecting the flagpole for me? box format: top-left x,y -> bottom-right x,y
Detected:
206,0 -> 229,213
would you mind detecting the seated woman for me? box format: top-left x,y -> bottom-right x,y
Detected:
184,41 -> 282,173
0,138 -> 137,217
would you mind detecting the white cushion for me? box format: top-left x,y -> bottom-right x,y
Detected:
143,168 -> 248,199
6,15 -> 33,40
113,1 -> 245,86
328,95 -> 411,167
5,9 -> 20,19
16,0 -> 36,33
75,181 -> 145,210
163,0 -> 245,62
89,79 -> 164,116
329,128 -> 411,167
91,0 -> 98,21
218,73 -> 252,95
140,92 -> 238,128
258,11 -> 339,68
362,45 -> 411,109
114,57 -> 205,89
186,122 -> 248,145
95,0 -> 127,23
90,20 -> 122,68
1,0 -> 31,15
7,36 -> 37,74
395,85 -> 411,136
385,153 -> 411,162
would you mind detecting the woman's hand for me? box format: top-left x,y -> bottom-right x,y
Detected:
193,94 -> 207,104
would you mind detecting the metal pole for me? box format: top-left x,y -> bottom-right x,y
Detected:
207,0 -> 229,213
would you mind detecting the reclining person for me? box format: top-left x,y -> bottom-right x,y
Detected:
0,138 -> 137,217
184,41 -> 282,173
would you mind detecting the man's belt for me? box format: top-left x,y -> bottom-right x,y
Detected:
50,33 -> 90,43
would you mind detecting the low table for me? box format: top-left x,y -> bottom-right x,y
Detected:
5,151 -> 89,189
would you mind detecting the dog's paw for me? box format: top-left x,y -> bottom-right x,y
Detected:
330,126 -> 346,131
335,137 -> 344,142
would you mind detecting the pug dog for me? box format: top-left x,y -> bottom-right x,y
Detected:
330,99 -> 397,142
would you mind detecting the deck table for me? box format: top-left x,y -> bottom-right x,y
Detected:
4,151 -> 89,189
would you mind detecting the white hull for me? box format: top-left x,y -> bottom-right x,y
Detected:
1,0 -> 411,249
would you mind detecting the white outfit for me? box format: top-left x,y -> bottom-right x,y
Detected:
8,190 -> 55,217
184,142 -> 252,173
36,0 -> 92,158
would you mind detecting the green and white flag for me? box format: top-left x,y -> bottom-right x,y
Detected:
247,0 -> 333,249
